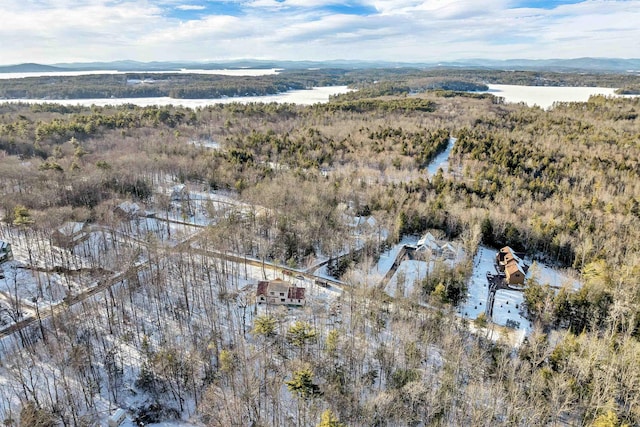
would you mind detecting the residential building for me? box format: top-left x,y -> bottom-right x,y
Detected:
496,246 -> 527,285
256,279 -> 305,306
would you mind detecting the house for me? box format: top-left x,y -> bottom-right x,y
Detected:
441,242 -> 459,260
113,201 -> 154,219
0,241 -> 12,263
52,221 -> 89,249
416,232 -> 441,254
496,246 -> 528,285
415,232 -> 461,260
256,279 -> 305,306
504,260 -> 526,285
496,246 -> 521,269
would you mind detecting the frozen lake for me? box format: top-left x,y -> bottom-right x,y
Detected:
482,84 -> 630,109
0,68 -> 281,79
0,86 -> 352,107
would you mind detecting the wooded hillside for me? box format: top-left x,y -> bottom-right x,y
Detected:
0,85 -> 638,426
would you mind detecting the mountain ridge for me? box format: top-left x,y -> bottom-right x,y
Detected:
1,58 -> 639,73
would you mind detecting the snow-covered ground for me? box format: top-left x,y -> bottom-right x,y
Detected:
427,137 -> 456,176
385,260 -> 430,298
190,139 -> 220,150
0,226 -> 342,425
373,234 -> 465,300
459,245 -> 583,334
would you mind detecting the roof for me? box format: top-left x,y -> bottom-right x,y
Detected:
116,201 -> 141,214
505,259 -> 525,275
0,241 -> 9,251
504,252 -> 523,265
57,221 -> 85,236
109,408 -> 126,421
267,279 -> 291,294
288,286 -> 305,300
257,281 -> 269,297
256,280 -> 305,300
417,232 -> 440,251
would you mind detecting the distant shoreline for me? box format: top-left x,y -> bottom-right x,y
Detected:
0,68 -> 282,80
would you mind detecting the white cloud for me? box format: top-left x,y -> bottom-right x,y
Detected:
0,0 -> 638,64
176,4 -> 207,10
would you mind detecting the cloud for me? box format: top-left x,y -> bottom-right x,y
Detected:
176,4 -> 207,10
0,0 -> 638,64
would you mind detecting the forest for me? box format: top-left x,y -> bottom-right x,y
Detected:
0,71 -> 639,426
3,67 -> 640,100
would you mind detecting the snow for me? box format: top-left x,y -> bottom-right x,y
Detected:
374,236 -> 420,276
189,139 -> 220,150
480,84 -> 634,110
0,86 -> 352,107
147,422 -> 201,427
491,290 -> 529,330
460,245 -> 582,336
528,261 -> 582,290
385,260 -> 430,298
427,137 -> 456,176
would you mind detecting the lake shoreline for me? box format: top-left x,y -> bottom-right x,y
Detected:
0,86 -> 352,107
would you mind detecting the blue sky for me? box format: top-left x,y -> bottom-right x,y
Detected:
0,0 -> 638,65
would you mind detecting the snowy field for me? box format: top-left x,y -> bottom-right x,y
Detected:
0,86 -> 352,107
385,260 -> 430,298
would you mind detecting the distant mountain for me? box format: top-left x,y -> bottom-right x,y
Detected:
436,58 -> 640,72
1,58 -> 639,74
0,63 -> 71,73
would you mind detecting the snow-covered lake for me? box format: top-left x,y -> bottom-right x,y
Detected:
482,84 -> 627,109
0,68 -> 281,79
0,86 -> 352,107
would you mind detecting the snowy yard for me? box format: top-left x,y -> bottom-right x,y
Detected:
459,245 -> 583,334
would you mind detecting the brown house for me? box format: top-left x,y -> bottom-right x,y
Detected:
496,246 -> 527,285
504,260 -> 525,285
256,279 -> 305,306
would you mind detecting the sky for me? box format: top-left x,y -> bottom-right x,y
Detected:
0,0 -> 639,65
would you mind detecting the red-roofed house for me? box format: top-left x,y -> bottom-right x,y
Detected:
257,279 -> 306,306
